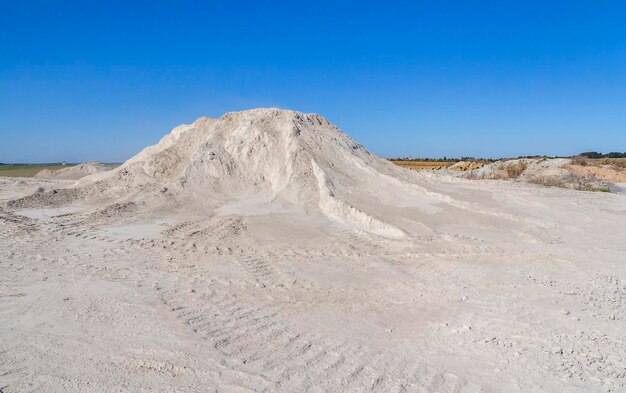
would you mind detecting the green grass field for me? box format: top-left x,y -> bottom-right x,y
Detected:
0,164 -> 74,177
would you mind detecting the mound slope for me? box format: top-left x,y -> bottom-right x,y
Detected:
13,109 -> 431,238
34,161 -> 114,180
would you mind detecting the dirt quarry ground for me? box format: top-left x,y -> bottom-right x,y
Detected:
393,158 -> 626,194
1,109 -> 625,392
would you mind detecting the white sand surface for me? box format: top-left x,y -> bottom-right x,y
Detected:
17,206 -> 85,220
1,109 -> 625,392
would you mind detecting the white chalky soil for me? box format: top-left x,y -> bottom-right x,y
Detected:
1,109 -> 625,392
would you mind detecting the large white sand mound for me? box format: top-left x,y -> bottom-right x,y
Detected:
14,109 -> 467,238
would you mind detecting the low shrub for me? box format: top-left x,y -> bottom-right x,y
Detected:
505,161 -> 527,178
570,156 -> 588,166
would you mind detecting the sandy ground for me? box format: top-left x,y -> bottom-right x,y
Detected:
1,110 -> 625,392
1,174 -> 625,392
566,164 -> 626,184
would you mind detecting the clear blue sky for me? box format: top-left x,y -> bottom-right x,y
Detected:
1,1 -> 625,163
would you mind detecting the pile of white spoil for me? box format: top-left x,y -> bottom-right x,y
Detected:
18,109 -> 441,238
35,161 -> 113,180
2,109 -> 625,392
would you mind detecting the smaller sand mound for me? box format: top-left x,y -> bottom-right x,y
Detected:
463,158 -> 612,192
35,161 -> 114,180
447,161 -> 485,171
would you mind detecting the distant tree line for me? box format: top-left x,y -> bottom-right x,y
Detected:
579,152 -> 626,159
391,152 -> 626,161
391,157 -> 495,162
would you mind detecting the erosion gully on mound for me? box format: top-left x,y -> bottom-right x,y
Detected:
1,109 -> 626,392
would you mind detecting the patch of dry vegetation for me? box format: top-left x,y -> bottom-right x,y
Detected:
470,160 -> 529,180
571,156 -> 589,166
390,160 -> 455,171
572,156 -> 626,170
527,173 -> 610,192
595,158 -> 626,170
502,161 -> 528,179
390,159 -> 491,171
568,157 -> 626,183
